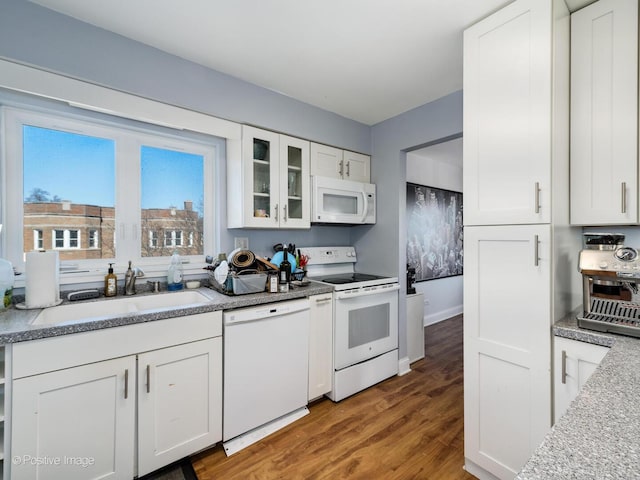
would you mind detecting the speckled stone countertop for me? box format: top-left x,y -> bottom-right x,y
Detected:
0,282 -> 334,344
516,310 -> 640,479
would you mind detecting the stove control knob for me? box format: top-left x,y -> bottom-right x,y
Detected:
599,262 -> 608,269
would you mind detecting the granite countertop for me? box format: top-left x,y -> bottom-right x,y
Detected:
0,282 -> 334,344
516,310 -> 640,479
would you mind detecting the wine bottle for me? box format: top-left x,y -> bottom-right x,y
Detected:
279,243 -> 291,291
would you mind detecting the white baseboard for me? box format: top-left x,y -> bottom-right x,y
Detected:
424,304 -> 463,326
397,356 -> 411,376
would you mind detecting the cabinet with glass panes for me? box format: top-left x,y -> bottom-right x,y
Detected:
228,125 -> 310,229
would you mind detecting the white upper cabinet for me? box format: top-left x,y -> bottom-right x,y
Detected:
310,143 -> 370,183
570,0 -> 638,225
342,150 -> 370,183
228,126 -> 310,229
463,0 -> 552,226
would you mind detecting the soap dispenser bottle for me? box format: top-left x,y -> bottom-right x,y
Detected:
167,251 -> 184,291
105,263 -> 117,297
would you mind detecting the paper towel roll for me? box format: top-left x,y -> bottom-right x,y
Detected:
25,250 -> 60,308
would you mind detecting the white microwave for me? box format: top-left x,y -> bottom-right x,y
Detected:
311,176 -> 376,224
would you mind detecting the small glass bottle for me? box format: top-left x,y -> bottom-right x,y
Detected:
105,263 -> 117,297
279,244 -> 291,292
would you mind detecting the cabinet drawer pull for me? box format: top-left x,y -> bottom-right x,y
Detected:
561,350 -> 567,384
622,182 -> 627,214
146,364 -> 151,393
283,204 -> 288,222
274,203 -> 278,222
346,160 -> 350,177
338,160 -> 344,177
534,182 -> 541,214
534,234 -> 539,267
124,368 -> 129,399
315,296 -> 332,303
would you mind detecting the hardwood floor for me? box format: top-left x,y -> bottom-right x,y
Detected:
192,314 -> 474,480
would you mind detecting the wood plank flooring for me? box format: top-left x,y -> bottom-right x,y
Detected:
192,314 -> 474,480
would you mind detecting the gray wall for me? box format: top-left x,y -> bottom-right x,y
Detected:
366,91 -> 463,358
406,140 -> 463,326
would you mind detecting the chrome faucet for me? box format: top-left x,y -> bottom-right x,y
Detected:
124,261 -> 145,295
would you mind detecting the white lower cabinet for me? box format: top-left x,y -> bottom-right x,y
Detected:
407,293 -> 425,363
138,338 -> 222,476
308,293 -> 333,400
464,225 -> 552,480
12,356 -> 136,480
553,336 -> 609,423
10,312 -> 222,479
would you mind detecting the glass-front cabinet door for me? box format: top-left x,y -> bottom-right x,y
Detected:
279,135 -> 310,229
239,126 -> 310,229
241,126 -> 280,228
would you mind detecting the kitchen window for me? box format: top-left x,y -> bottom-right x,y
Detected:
141,145 -> 203,258
3,106 -> 219,280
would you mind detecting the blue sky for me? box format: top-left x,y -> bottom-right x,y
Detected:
23,126 -> 204,211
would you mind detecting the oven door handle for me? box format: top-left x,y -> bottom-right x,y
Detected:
334,284 -> 399,299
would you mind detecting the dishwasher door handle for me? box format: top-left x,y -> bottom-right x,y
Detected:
224,307 -> 310,326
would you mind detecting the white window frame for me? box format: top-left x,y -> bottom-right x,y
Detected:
3,106 -> 218,282
148,230 -> 159,249
52,229 -> 81,250
33,229 -> 43,250
89,229 -> 99,249
164,230 -> 183,248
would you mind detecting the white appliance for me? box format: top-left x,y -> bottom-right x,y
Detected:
311,176 -> 376,224
222,299 -> 310,455
301,246 -> 399,401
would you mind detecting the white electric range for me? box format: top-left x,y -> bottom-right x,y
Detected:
300,246 -> 399,401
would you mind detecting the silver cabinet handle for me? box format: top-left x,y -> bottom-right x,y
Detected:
315,296 -> 332,303
534,234 -> 539,266
622,182 -> 627,214
338,160 -> 344,177
283,204 -> 288,222
146,364 -> 151,394
534,182 -> 541,214
124,368 -> 129,399
346,161 -> 350,177
561,350 -> 567,384
274,203 -> 278,222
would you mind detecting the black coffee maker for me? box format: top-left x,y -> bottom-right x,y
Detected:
406,264 -> 416,294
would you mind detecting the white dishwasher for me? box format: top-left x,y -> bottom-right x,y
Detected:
223,298 -> 310,453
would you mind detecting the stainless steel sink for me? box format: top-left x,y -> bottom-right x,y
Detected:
32,290 -> 211,325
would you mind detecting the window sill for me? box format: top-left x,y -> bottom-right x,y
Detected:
12,264 -> 207,290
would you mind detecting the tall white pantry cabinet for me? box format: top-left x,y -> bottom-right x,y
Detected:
463,0 -> 581,479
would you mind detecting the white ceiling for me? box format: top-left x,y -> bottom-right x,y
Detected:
29,0 -> 597,125
29,0 -> 517,125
